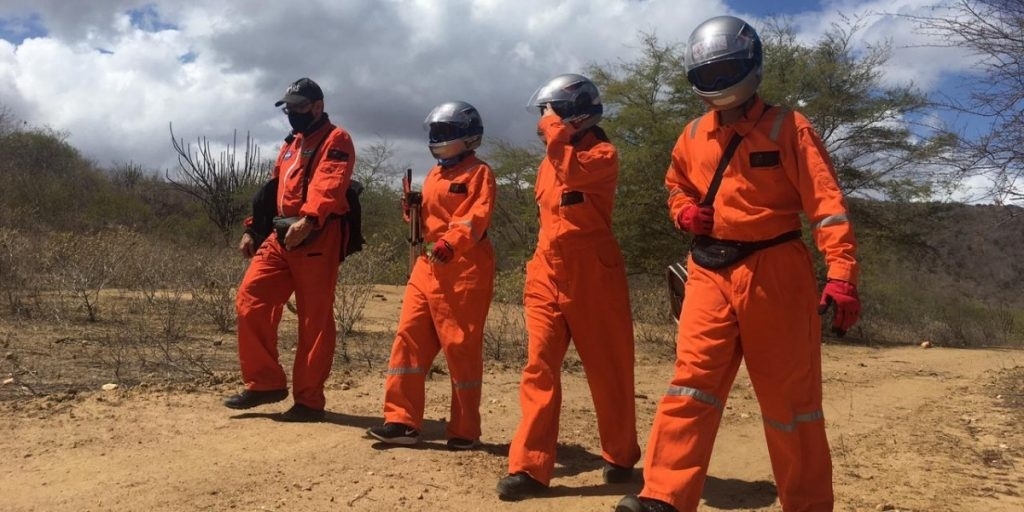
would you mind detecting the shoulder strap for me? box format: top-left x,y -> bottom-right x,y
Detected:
699,132 -> 744,207
300,128 -> 333,204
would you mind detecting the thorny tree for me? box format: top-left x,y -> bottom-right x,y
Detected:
906,0 -> 1024,205
168,124 -> 271,244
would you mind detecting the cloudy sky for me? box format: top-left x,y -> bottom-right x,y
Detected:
0,0 -> 973,181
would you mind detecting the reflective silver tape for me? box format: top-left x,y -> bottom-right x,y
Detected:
814,213 -> 849,230
665,385 -> 723,409
770,108 -> 789,142
452,380 -> 482,390
764,410 -> 824,432
386,367 -> 425,376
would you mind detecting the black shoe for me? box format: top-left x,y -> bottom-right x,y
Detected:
366,422 -> 420,445
496,472 -> 547,501
279,403 -> 325,422
603,462 -> 634,484
223,389 -> 288,409
446,438 -> 479,451
615,495 -> 678,512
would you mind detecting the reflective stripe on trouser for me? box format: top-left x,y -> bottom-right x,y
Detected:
236,220 -> 342,410
639,240 -> 833,512
383,242 -> 494,441
508,241 -> 641,485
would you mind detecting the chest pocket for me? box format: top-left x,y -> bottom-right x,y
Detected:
449,182 -> 468,194
749,151 -> 780,168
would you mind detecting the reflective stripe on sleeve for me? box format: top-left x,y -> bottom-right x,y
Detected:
665,385 -> 723,409
813,213 -> 849,230
764,410 -> 825,432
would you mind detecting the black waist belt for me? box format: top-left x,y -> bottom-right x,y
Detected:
560,190 -> 584,206
689,230 -> 802,270
700,230 -> 801,250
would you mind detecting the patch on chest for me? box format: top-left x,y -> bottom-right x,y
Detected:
449,183 -> 468,194
749,151 -> 780,168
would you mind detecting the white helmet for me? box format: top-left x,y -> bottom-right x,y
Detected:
685,16 -> 763,110
526,73 -> 603,131
423,101 -> 483,162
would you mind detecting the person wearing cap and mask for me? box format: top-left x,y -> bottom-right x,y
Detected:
365,101 -> 496,450
496,74 -> 640,501
223,77 -> 357,423
615,16 -> 860,512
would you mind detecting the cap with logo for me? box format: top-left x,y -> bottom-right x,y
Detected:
274,77 -> 324,107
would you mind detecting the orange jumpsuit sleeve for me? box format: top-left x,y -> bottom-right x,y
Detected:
665,119 -> 702,229
791,114 -> 858,285
441,163 -> 497,254
299,129 -> 356,228
539,116 -> 618,190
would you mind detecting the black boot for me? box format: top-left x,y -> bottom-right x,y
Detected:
615,494 -> 678,512
496,472 -> 547,501
280,403 -> 326,422
223,389 -> 288,409
603,462 -> 634,483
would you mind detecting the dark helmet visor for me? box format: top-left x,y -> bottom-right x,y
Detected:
428,123 -> 469,144
688,58 -> 756,92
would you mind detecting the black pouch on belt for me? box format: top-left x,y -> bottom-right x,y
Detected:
273,216 -> 320,248
690,230 -> 801,270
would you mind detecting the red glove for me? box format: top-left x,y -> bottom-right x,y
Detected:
818,279 -> 861,336
677,205 -> 714,235
428,240 -> 454,264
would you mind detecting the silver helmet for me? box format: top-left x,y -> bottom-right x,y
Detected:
423,101 -> 484,161
526,73 -> 603,131
684,16 -> 763,110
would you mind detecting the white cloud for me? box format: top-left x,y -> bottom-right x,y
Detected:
0,0 -> 977,180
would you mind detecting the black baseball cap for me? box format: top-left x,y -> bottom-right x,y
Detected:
274,77 -> 324,107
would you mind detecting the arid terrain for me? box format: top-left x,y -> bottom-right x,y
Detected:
1,285 -> 1022,512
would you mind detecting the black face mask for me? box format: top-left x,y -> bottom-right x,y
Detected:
288,111 -> 316,133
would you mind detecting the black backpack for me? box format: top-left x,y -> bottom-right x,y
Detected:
343,180 -> 365,257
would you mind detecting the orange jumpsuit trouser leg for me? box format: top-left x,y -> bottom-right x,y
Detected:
287,225 -> 341,410
640,242 -> 833,512
433,251 -> 494,441
383,265 -> 442,429
560,243 -> 640,469
739,242 -> 833,511
508,253 -> 571,485
639,258 -> 744,512
236,240 -> 294,392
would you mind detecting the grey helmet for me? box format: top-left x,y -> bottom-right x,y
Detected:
526,73 -> 603,131
423,101 -> 484,162
684,16 -> 763,110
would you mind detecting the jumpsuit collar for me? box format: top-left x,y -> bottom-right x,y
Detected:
711,95 -> 769,137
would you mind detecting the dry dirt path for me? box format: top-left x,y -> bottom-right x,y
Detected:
2,342 -> 1022,512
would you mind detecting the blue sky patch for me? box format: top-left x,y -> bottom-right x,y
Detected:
0,12 -> 47,45
127,4 -> 177,33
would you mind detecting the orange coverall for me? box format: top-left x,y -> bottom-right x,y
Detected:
382,153 -> 496,442
236,115 -> 355,411
507,116 -> 641,485
639,96 -> 858,512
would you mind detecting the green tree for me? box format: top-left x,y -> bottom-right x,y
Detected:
482,139 -> 542,269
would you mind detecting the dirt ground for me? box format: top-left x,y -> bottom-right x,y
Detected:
1,285 -> 1022,512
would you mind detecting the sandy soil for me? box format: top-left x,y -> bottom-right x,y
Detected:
1,285 -> 1022,512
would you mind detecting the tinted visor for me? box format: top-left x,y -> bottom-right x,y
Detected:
687,59 -> 755,92
428,123 -> 468,144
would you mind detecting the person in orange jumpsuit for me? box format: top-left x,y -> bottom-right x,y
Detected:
497,74 -> 640,500
223,77 -> 357,423
366,101 -> 496,449
616,16 -> 861,512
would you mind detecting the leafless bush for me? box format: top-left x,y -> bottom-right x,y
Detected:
0,228 -> 46,319
483,269 -> 528,364
184,249 -> 245,333
44,228 -> 141,322
334,239 -> 397,361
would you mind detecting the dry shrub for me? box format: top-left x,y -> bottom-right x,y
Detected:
43,228 -> 141,322
483,269 -> 528,364
183,248 -> 246,333
0,228 -> 46,319
334,240 -> 398,361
